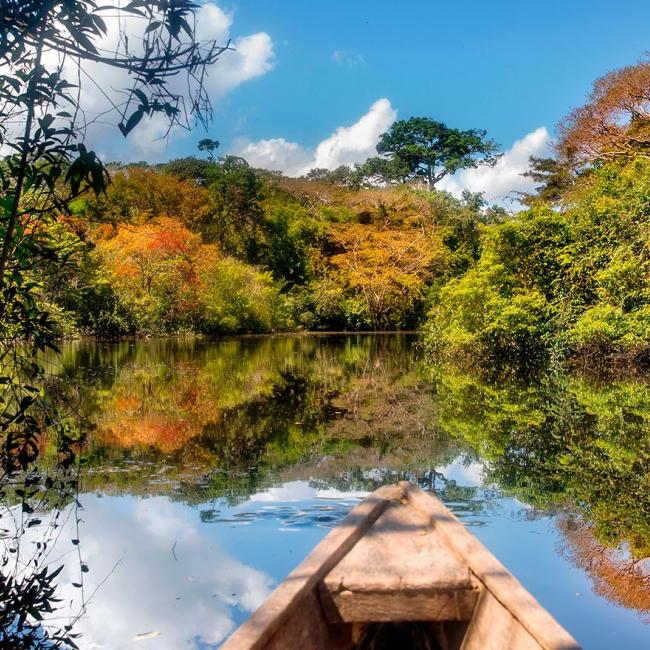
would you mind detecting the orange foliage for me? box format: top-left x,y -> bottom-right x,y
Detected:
98,217 -> 212,292
330,223 -> 442,328
559,515 -> 650,620
557,59 -> 650,164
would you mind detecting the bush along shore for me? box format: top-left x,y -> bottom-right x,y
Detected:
29,59 -> 650,370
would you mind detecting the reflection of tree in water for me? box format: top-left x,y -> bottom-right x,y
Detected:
436,367 -> 650,551
51,335 -> 468,506
434,364 -> 650,605
557,515 -> 650,622
36,336 -> 650,626
0,379 -> 87,648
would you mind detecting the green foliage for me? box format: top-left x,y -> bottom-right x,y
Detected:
196,257 -> 285,334
0,0 -> 228,642
520,156 -> 574,205
375,117 -> 500,188
67,166 -> 495,337
426,156 -> 650,365
433,364 -> 650,558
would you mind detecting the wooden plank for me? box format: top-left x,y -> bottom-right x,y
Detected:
265,590 -> 352,650
403,482 -> 581,650
221,484 -> 402,650
461,590 -> 542,650
325,588 -> 478,623
323,499 -> 478,622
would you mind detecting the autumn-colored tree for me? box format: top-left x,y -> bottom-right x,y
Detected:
557,59 -> 650,164
330,224 -> 442,329
558,516 -> 650,618
99,217 -> 201,291
96,218 -> 206,331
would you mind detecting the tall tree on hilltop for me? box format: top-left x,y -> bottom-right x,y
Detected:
374,117 -> 500,189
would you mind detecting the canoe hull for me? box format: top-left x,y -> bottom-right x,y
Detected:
222,482 -> 581,650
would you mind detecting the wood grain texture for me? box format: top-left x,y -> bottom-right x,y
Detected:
403,482 -> 581,650
324,499 -> 478,622
324,588 -> 478,623
265,590 -> 352,650
461,590 -> 542,650
221,484 -> 402,650
222,483 -> 581,650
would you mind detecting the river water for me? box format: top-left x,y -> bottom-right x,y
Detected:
15,334 -> 650,648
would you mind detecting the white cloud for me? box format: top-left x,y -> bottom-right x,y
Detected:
310,98 -> 396,170
247,480 -> 369,502
230,136 -> 312,175
49,3 -> 275,161
439,126 -> 551,205
24,495 -> 274,649
230,105 -> 548,203
230,98 -> 397,175
331,50 -> 366,67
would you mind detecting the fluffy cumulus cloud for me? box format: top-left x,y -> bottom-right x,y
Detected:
439,126 -> 551,204
25,495 -> 274,649
231,102 -> 549,204
230,98 -> 397,176
230,137 -> 313,176
45,3 -> 275,161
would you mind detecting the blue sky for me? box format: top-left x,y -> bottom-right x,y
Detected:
89,0 -> 650,200
209,0 -> 650,152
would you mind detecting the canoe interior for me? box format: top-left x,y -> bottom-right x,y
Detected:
222,482 -> 581,650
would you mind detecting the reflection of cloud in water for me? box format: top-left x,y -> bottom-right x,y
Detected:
55,495 -> 273,649
437,458 -> 485,487
247,480 -> 368,502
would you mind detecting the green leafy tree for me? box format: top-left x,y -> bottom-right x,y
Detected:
520,156 -> 573,206
0,0 -> 227,644
206,156 -> 265,260
356,155 -> 410,186
375,117 -> 500,189
197,138 -> 220,162
426,156 -> 650,365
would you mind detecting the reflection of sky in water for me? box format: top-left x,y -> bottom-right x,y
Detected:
35,457 -> 647,649
21,334 -> 646,649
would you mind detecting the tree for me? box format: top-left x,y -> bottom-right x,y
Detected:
520,156 -> 573,206
206,156 -> 265,260
355,155 -> 410,186
426,156 -> 650,365
329,224 -> 442,329
198,138 -> 220,162
0,1 -> 227,643
97,217 -> 205,333
161,156 -> 214,184
557,58 -> 650,165
375,117 -> 500,189
304,165 -> 358,186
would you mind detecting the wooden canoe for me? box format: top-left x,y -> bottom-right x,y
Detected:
222,481 -> 581,650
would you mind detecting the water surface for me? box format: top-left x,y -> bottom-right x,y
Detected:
19,335 -> 650,647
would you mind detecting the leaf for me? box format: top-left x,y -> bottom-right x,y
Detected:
132,88 -> 149,111
119,107 -> 145,137
144,20 -> 161,34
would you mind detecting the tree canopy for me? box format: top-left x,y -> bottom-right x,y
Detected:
557,58 -> 650,165
375,117 -> 500,188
